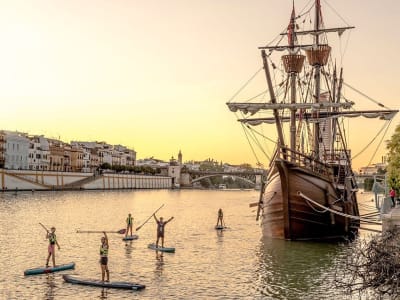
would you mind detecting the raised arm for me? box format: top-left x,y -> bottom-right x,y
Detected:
103,232 -> 108,246
166,216 -> 174,223
153,214 -> 159,223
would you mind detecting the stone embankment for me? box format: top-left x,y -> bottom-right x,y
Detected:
0,169 -> 172,191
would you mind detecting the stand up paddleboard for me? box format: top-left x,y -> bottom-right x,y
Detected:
63,274 -> 145,290
122,234 -> 139,241
24,262 -> 75,276
148,243 -> 175,253
215,225 -> 226,230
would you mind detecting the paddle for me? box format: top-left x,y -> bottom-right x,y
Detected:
39,222 -> 49,233
136,204 -> 164,231
76,229 -> 126,234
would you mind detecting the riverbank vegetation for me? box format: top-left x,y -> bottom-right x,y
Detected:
387,124 -> 400,192
334,227 -> 400,299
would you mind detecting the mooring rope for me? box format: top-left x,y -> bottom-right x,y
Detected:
298,191 -> 382,225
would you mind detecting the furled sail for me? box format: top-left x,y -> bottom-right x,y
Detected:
227,102 -> 354,115
237,110 -> 398,126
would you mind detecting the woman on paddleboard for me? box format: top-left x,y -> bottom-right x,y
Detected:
216,208 -> 224,227
126,213 -> 134,237
100,232 -> 109,282
46,226 -> 60,268
153,214 -> 174,248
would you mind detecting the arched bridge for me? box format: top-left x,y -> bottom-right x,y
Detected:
183,170 -> 266,189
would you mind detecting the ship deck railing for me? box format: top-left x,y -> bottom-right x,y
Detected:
277,147 -> 333,178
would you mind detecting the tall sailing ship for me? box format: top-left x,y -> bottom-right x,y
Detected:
227,1 -> 398,240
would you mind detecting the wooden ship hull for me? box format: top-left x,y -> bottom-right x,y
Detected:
261,159 -> 360,240
226,0 -> 396,241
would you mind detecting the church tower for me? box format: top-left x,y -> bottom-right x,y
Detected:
178,150 -> 182,165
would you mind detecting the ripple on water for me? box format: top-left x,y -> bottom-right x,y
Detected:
0,190 -> 376,299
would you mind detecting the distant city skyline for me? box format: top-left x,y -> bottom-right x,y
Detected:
0,0 -> 398,169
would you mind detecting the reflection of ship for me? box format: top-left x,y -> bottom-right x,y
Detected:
255,237 -> 341,298
227,1 -> 397,240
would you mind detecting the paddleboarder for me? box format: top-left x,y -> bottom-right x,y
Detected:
125,213 -> 134,237
216,208 -> 224,227
153,214 -> 174,248
100,232 -> 109,282
46,226 -> 60,268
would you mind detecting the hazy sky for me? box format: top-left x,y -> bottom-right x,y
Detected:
0,0 -> 399,169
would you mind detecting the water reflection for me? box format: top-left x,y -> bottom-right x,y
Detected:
44,274 -> 56,300
1,190 -> 373,299
255,237 -> 341,299
216,228 -> 224,240
155,252 -> 164,275
99,288 -> 108,299
124,241 -> 133,258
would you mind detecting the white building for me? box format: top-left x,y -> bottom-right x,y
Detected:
114,145 -> 136,167
3,131 -> 29,170
98,148 -> 112,166
81,147 -> 91,173
28,135 -> 50,170
168,156 -> 181,187
183,162 -> 200,171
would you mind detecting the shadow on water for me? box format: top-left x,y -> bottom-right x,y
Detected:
124,241 -> 133,258
44,274 -> 56,300
154,252 -> 164,277
216,228 -> 224,241
99,288 -> 108,299
254,237 -> 348,300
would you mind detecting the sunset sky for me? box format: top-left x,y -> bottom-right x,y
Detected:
0,0 -> 399,169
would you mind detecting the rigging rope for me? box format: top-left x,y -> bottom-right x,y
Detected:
342,82 -> 391,110
246,126 -> 272,161
366,119 -> 393,167
246,125 -> 278,144
227,67 -> 263,103
352,120 -> 391,160
298,192 -> 382,224
322,0 -> 351,26
241,123 -> 261,165
297,0 -> 314,19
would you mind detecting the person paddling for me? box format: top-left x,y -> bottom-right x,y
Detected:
46,226 -> 60,268
100,232 -> 109,282
126,213 -> 134,237
216,208 -> 224,227
153,214 -> 174,248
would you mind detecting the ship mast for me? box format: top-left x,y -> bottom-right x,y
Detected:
313,0 -> 322,158
302,0 -> 331,159
261,50 -> 286,159
282,3 -> 305,161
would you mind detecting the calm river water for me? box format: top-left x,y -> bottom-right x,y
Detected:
0,189 -> 378,299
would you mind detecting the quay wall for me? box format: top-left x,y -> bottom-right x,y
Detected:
0,169 -> 172,191
84,174 -> 172,190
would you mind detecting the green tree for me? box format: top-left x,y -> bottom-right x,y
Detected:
133,166 -> 142,173
387,124 -> 400,191
377,167 -> 386,175
100,162 -> 111,170
199,160 -> 223,172
239,163 -> 253,170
